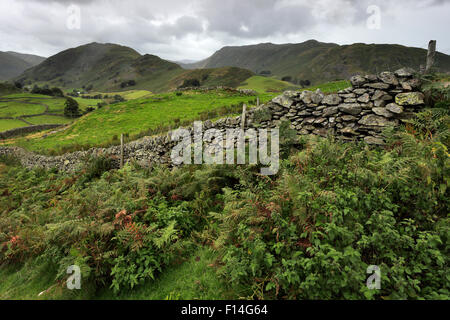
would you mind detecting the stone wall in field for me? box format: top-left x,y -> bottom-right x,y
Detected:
0,124 -> 63,139
0,68 -> 425,172
252,67 -> 424,145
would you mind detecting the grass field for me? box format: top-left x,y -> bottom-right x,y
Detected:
27,115 -> 72,125
0,101 -> 46,117
238,75 -> 301,93
82,90 -> 153,100
13,89 -> 260,154
0,119 -> 29,130
0,94 -> 104,132
4,80 -> 352,153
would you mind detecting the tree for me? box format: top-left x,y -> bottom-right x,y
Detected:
299,80 -> 311,88
179,78 -> 200,88
51,87 -> 64,97
14,81 -> 23,89
64,97 -> 81,118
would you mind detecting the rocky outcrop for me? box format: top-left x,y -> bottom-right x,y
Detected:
0,69 -> 425,171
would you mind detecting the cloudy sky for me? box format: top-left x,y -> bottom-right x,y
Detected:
1,0 -> 449,61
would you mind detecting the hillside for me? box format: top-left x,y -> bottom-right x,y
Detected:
16,43 -> 254,93
181,40 -> 450,84
0,51 -> 45,80
5,52 -> 46,67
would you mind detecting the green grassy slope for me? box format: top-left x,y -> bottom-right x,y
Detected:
238,75 -> 301,93
7,79 -> 350,152
12,89 -> 259,154
16,43 -> 255,93
0,93 -> 103,132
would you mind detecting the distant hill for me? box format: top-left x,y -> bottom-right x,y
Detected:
181,40 -> 450,85
6,52 -> 46,67
0,51 -> 45,80
16,43 -> 254,92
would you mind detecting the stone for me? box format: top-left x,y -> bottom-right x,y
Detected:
341,115 -> 358,121
407,78 -> 421,89
350,75 -> 367,87
323,107 -> 339,117
315,117 -> 327,124
374,99 -> 386,108
322,93 -> 341,105
358,115 -> 397,127
394,67 -> 415,78
338,103 -> 362,115
357,93 -> 370,103
395,92 -> 424,105
272,94 -> 295,108
283,90 -> 300,99
400,81 -> 412,91
364,82 -> 390,90
344,98 -> 357,103
378,71 -> 399,86
339,93 -> 356,98
364,136 -> 385,145
299,129 -> 310,135
300,90 -> 313,104
365,74 -> 378,82
313,128 -> 329,137
311,89 -> 325,104
341,127 -> 358,135
372,90 -> 388,101
385,103 -> 404,114
298,110 -> 312,116
353,88 -> 367,95
372,107 -> 394,118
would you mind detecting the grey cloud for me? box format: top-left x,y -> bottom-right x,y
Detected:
1,0 -> 449,60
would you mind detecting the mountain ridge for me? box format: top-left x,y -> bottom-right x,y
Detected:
15,42 -> 253,92
179,40 -> 450,84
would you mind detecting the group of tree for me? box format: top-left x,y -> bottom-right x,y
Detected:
120,80 -> 136,88
259,70 -> 272,76
31,85 -> 64,97
179,78 -> 201,88
281,76 -> 311,88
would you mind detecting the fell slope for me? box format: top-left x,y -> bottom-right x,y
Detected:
182,40 -> 450,84
16,43 -> 254,92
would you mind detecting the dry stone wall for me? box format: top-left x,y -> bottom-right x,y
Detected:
251,67 -> 424,145
0,124 -> 62,139
0,68 -> 425,172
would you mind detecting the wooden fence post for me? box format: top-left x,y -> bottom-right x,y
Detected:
241,103 -> 247,130
425,40 -> 436,74
120,133 -> 124,168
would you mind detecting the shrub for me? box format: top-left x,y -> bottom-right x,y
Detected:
215,130 -> 449,299
179,79 -> 200,88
